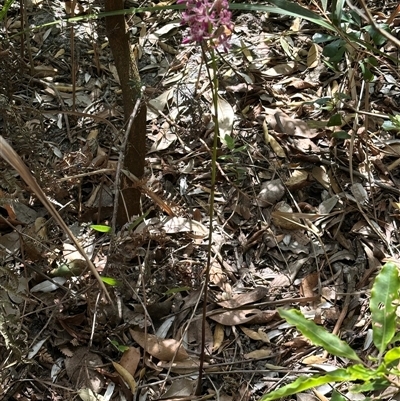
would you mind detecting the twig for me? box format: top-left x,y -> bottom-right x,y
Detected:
0,136 -> 112,303
111,96 -> 142,232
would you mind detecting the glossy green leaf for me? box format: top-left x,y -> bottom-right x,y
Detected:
331,0 -> 345,27
110,340 -> 130,352
90,224 -> 112,233
331,390 -> 347,401
278,309 -> 361,361
101,276 -> 121,286
370,262 -> 400,355
350,377 -> 390,393
259,369 -> 350,401
384,347 -> 400,365
327,113 -> 342,127
346,364 -> 380,381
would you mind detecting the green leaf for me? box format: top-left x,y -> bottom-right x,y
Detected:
370,262 -> 400,355
384,347 -> 400,365
313,33 -> 337,44
363,24 -> 389,46
331,390 -> 347,401
278,309 -> 361,361
359,61 -> 374,82
332,131 -> 351,139
346,364 -> 381,381
382,120 -> 399,131
0,0 -> 15,21
90,224 -> 112,233
164,286 -> 191,295
101,276 -> 121,286
350,377 -> 390,393
110,340 -> 130,352
327,113 -> 342,126
259,369 -> 351,401
331,0 -> 345,27
224,134 -> 236,150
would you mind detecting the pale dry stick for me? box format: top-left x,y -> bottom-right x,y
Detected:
0,136 -> 112,303
59,168 -> 115,182
110,96 -> 142,232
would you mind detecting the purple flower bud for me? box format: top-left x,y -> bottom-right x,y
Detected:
178,0 -> 233,49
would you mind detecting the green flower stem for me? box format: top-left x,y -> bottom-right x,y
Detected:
196,42 -> 220,395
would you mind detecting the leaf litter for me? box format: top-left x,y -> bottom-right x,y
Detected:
1,0 -> 400,400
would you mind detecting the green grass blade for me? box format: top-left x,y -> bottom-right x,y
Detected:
370,262 -> 400,355
0,0 -> 15,20
278,308 -> 361,361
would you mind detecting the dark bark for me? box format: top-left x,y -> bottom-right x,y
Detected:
105,0 -> 146,225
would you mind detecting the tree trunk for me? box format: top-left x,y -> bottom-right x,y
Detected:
104,0 -> 146,225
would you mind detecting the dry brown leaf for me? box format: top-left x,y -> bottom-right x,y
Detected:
120,347 -> 141,378
64,348 -> 104,392
312,166 -> 330,190
302,355 -> 327,365
307,43 -> 320,68
263,120 -> 286,158
271,202 -> 301,230
245,310 -> 278,324
285,170 -> 309,190
162,378 -> 195,398
112,361 -> 137,394
240,326 -> 262,341
217,287 -> 267,309
129,329 -> 189,362
300,272 -> 319,298
213,323 -> 224,351
194,319 -> 213,354
257,179 -> 285,206
264,61 -> 297,77
244,348 -> 272,359
257,329 -> 270,343
209,309 -> 261,325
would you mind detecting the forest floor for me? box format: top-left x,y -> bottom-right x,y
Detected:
1,0 -> 400,400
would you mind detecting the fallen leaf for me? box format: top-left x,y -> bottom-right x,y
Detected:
129,329 -> 189,361
120,347 -> 141,378
112,361 -> 137,394
264,61 -> 297,77
263,119 -> 286,158
307,43 -> 320,68
244,348 -> 272,359
209,309 -> 261,325
217,287 -> 267,309
215,96 -> 234,146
